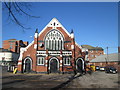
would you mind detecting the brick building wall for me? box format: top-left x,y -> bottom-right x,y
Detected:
87,50 -> 104,60
3,39 -> 28,53
81,45 -> 104,61
17,18 -> 86,74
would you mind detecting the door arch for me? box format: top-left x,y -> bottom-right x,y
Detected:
23,57 -> 32,73
76,58 -> 84,73
49,57 -> 59,73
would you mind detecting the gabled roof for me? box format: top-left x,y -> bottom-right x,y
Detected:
25,18 -> 82,49
90,53 -> 119,62
81,45 -> 103,50
38,18 -> 70,37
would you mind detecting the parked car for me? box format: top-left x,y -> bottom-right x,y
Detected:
95,66 -> 100,71
99,67 -> 105,71
105,66 -> 117,74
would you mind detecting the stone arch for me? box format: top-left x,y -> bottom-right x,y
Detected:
44,29 -> 64,50
48,57 -> 59,73
23,57 -> 32,73
76,58 -> 85,73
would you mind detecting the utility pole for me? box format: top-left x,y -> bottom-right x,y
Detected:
106,47 -> 109,64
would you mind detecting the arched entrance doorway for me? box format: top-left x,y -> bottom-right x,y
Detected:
23,57 -> 32,73
49,57 -> 59,73
76,58 -> 84,74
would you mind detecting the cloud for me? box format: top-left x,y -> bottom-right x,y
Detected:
30,36 -> 33,38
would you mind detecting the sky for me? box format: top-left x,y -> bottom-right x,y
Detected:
2,2 -> 118,54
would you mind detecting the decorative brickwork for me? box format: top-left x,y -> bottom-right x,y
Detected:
17,18 -> 85,74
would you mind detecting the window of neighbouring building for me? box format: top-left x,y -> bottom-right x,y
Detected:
63,57 -> 71,65
90,55 -> 94,57
37,57 -> 45,65
10,42 -> 13,49
91,50 -> 93,53
96,50 -> 98,53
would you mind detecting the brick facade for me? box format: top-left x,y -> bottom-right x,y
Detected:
81,45 -> 104,61
87,50 -> 104,60
17,18 -> 86,74
3,39 -> 28,53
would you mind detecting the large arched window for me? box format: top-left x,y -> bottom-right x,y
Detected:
44,29 -> 64,50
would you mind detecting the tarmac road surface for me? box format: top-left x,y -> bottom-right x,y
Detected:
1,66 -> 119,89
2,66 -> 75,89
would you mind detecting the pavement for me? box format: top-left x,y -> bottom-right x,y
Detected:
1,66 -> 120,90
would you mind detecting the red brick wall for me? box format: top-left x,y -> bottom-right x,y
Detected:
3,40 -> 17,52
88,50 -> 104,60
3,40 -> 28,53
18,26 -> 85,73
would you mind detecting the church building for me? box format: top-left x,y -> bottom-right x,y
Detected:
17,18 -> 86,74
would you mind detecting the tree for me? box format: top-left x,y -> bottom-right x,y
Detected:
3,2 -> 40,30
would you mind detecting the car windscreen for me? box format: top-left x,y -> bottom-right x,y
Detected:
110,67 -> 116,70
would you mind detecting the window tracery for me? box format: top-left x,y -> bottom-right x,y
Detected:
45,29 -> 64,50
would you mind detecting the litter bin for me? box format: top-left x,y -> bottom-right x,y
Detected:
90,65 -> 96,71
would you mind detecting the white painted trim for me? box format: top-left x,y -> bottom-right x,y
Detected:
75,42 -> 82,49
18,62 -> 22,65
44,29 -> 65,50
26,40 -> 34,49
60,64 -> 62,67
49,57 -> 59,71
18,41 -> 34,64
71,45 -> 74,49
76,58 -> 84,70
34,44 -> 37,49
18,48 -> 26,61
60,55 -> 62,57
23,57 -> 32,71
71,33 -> 74,38
60,60 -> 62,63
63,57 -> 71,65
38,18 -> 71,38
34,33 -> 38,38
37,57 -> 45,65
46,60 -> 48,63
43,29 -> 65,41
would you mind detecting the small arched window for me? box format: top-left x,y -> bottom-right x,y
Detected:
44,29 -> 64,50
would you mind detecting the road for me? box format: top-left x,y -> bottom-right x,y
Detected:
64,71 -> 119,89
2,66 -> 75,89
1,66 -> 119,89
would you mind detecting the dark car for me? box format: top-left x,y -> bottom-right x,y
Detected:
105,66 -> 117,74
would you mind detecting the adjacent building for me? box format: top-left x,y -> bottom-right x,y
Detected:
90,53 -> 120,72
0,48 -> 19,66
3,39 -> 28,53
17,18 -> 86,74
81,45 -> 104,61
1,39 -> 28,66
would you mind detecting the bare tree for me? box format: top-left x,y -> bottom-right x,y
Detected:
3,2 -> 40,30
